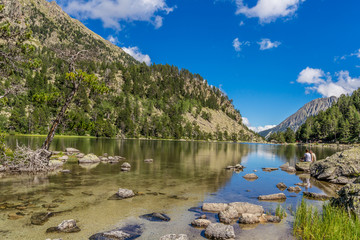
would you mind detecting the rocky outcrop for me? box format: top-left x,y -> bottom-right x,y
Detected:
204,223 -> 235,240
310,147 -> 360,184
331,183 -> 360,217
295,162 -> 311,172
258,193 -> 286,201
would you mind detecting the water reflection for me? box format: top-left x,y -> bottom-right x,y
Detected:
1,138 -> 341,239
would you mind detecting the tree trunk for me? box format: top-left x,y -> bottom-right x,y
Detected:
41,83 -> 78,150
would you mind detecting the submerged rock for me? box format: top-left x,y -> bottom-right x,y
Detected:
191,219 -> 211,228
30,212 -> 54,225
46,219 -> 80,233
78,154 -> 100,164
262,167 -> 279,172
258,193 -> 286,201
121,162 -> 131,171
160,234 -> 189,240
310,147 -> 360,184
295,162 -> 311,172
262,215 -> 281,223
204,223 -> 235,240
276,182 -> 287,190
303,192 -> 330,201
139,212 -> 170,222
331,183 -> 360,217
89,224 -> 143,240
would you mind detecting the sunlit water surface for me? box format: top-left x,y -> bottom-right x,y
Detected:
1,137 -> 340,239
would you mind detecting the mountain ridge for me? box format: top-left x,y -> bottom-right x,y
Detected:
259,96 -> 338,138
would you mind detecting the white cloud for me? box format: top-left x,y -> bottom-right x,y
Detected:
297,67 -> 326,84
297,68 -> 360,97
338,48 -> 360,61
233,38 -> 250,52
239,21 -> 245,26
122,46 -> 151,66
107,35 -> 118,45
62,0 -> 174,30
235,0 -> 305,23
242,117 -> 275,133
258,38 -> 281,50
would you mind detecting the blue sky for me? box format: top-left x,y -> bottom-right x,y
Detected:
55,0 -> 360,131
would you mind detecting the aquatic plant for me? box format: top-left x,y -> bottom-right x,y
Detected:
275,204 -> 287,219
293,199 -> 360,240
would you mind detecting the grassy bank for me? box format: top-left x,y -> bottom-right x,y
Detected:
294,200 -> 360,240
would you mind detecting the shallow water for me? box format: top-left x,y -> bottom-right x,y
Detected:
1,137 -> 340,239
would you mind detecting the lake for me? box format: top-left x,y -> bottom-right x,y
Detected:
1,137 -> 340,239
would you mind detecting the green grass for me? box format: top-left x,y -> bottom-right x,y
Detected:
275,204 -> 287,219
294,199 -> 360,240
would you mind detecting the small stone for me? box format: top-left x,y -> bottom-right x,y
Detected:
204,223 -> 235,240
65,148 -> 80,153
263,215 -> 281,223
78,154 -> 100,164
140,212 -> 171,222
160,234 -> 189,240
243,173 -> 258,180
117,188 -> 135,199
121,162 -> 131,168
218,206 -> 238,224
199,214 -> 207,219
276,182 -> 287,190
202,203 -> 229,212
287,186 -> 302,192
262,167 -> 279,172
30,212 -> 53,225
191,219 -> 211,228
239,213 -> 260,224
144,159 -> 153,163
258,193 -> 286,201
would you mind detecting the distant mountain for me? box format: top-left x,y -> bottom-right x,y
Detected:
259,96 -> 338,138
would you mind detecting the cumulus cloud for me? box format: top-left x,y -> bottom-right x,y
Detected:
242,117 -> 276,133
297,68 -> 360,97
337,48 -> 360,61
123,46 -> 151,66
258,38 -> 281,50
297,67 -> 326,85
235,0 -> 305,23
61,0 -> 174,30
233,38 -> 250,52
107,35 -> 118,45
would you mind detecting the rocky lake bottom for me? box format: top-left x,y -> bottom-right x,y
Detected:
0,137 -> 341,239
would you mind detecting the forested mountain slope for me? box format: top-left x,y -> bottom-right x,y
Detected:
296,90 -> 360,143
260,97 -> 337,138
0,0 -> 262,142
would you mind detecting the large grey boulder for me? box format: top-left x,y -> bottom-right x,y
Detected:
331,183 -> 360,217
78,154 -> 100,164
311,147 -> 360,184
204,223 -> 235,240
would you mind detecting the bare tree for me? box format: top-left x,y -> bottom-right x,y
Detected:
41,48 -> 108,150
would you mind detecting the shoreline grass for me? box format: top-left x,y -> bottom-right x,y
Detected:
293,199 -> 360,240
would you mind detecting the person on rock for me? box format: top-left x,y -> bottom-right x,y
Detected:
310,150 -> 316,162
301,149 -> 312,162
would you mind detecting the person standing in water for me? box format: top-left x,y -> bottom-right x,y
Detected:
310,150 -> 316,162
